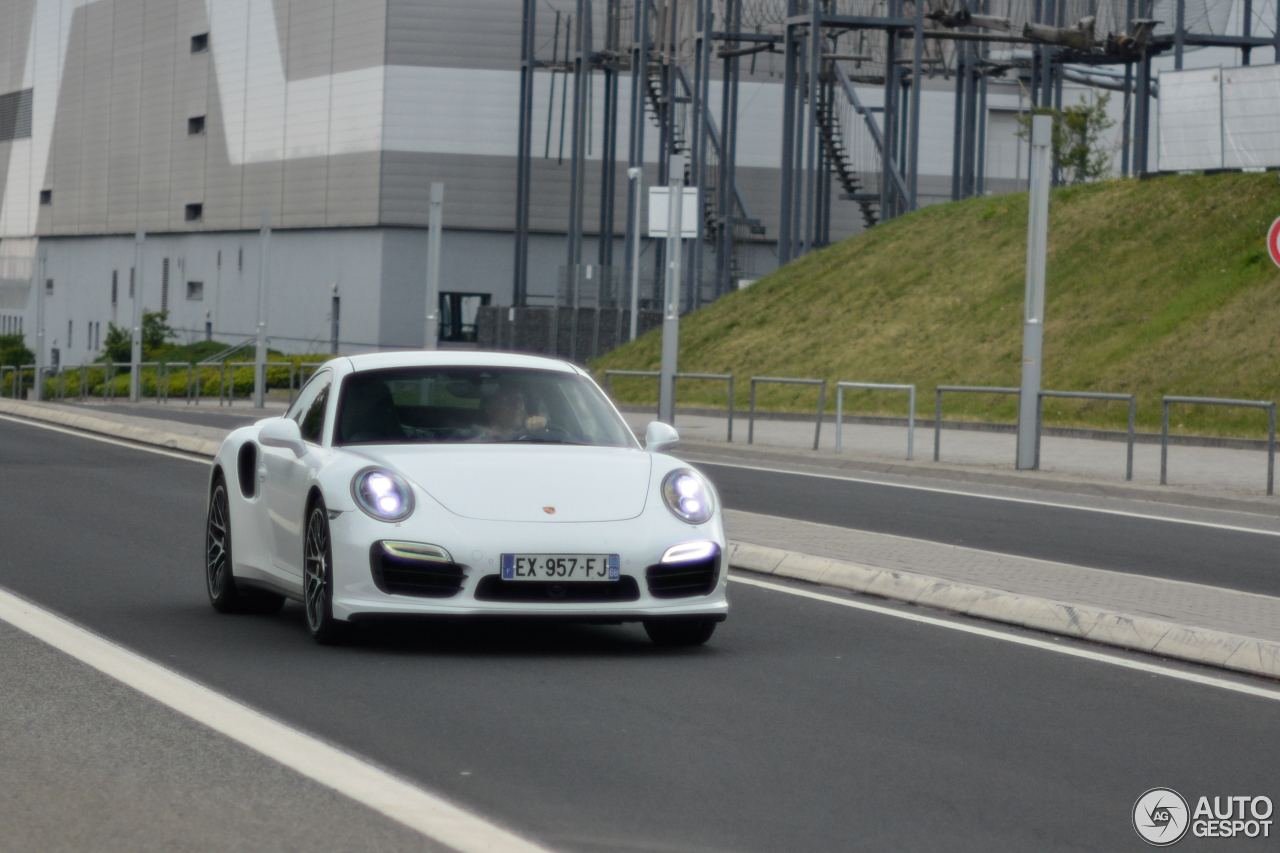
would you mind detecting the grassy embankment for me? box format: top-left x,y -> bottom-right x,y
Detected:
594,172 -> 1280,437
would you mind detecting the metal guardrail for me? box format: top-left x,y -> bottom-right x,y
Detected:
1162,396 -> 1276,495
18,364 -> 34,399
603,370 -> 736,441
749,377 -> 827,451
933,385 -> 1019,462
1037,390 -> 1136,481
835,382 -> 916,460
675,373 -> 734,442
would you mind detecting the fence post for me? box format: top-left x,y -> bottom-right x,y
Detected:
1126,397 -> 1135,482
1269,403 -> 1276,497
813,381 -> 827,451
1160,399 -> 1170,486
727,376 -> 734,443
748,379 -> 758,445
933,388 -> 943,462
835,386 -> 845,453
907,386 -> 916,461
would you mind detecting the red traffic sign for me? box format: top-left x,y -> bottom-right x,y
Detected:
1268,215 -> 1280,268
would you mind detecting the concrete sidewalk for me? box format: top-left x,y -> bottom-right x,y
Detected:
621,409 -> 1280,507
4,397 -> 1279,680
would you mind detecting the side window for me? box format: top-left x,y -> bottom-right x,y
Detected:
291,372 -> 333,445
287,370 -> 328,421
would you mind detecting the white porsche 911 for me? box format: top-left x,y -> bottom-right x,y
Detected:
204,351 -> 727,646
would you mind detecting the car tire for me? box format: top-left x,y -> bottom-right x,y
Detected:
643,618 -> 717,647
303,499 -> 348,645
206,474 -> 286,615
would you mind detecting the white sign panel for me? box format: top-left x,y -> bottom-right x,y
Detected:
1158,64 -> 1280,171
647,187 -> 700,238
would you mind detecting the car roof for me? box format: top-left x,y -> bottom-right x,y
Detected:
342,350 -> 583,374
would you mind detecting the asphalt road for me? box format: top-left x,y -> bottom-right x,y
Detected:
697,461 -> 1280,598
1,417 -> 1277,852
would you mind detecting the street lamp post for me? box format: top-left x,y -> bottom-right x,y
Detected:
1016,114 -> 1052,469
33,250 -> 46,401
657,167 -> 684,425
130,232 -> 145,402
627,167 -> 642,341
425,183 -> 444,349
253,211 -> 271,408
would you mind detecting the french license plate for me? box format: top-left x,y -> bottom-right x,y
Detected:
501,554 -> 620,581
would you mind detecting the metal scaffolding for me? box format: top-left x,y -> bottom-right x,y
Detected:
512,0 -> 1276,313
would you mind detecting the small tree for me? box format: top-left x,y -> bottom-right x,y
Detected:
101,323 -> 131,363
142,310 -> 175,355
0,333 -> 34,367
1018,92 -> 1115,184
100,310 -> 175,363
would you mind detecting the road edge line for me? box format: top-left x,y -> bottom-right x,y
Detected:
0,586 -> 557,853
727,540 -> 1280,681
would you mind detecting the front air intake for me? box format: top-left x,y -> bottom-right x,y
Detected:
474,576 -> 640,602
370,541 -> 465,598
645,553 -> 720,598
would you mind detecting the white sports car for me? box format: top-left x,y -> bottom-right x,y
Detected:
204,351 -> 728,646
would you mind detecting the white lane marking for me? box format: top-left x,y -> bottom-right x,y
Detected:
731,574 -> 1280,702
0,586 -> 557,853
694,457 -> 1280,538
0,413 -> 212,463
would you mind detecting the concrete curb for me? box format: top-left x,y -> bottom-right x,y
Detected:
727,540 -> 1280,681
0,399 -> 223,458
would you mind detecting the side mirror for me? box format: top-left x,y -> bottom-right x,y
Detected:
645,421 -> 680,453
259,417 -> 307,457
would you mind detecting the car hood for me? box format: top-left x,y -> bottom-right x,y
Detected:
352,444 -> 653,522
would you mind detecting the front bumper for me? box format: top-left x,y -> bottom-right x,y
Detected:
328,506 -> 729,622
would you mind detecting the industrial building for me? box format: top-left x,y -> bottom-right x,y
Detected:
0,0 -> 1267,364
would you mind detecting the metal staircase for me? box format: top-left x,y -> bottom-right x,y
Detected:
815,92 -> 879,230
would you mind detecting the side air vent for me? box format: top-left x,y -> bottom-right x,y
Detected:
236,442 -> 257,499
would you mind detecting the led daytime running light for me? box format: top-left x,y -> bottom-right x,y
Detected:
660,541 -> 719,563
381,541 -> 451,563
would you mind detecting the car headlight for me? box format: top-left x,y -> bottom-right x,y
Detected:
351,467 -> 415,522
661,468 -> 713,525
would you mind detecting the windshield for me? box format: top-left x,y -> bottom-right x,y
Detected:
335,366 -> 637,447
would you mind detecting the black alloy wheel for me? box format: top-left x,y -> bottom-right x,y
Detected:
643,618 -> 717,647
206,478 -> 242,612
206,474 -> 285,615
304,500 -> 347,645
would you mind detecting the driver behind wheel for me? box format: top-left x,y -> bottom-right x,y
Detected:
479,386 -> 547,438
